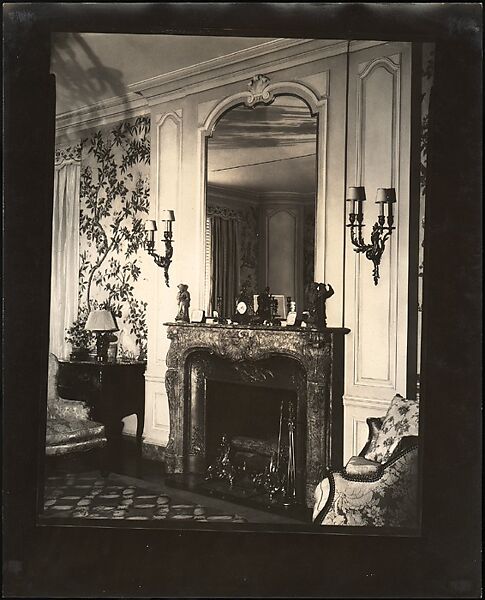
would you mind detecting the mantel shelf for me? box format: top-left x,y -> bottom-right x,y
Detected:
163,321 -> 350,335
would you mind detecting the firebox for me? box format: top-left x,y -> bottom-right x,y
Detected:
204,378 -> 305,505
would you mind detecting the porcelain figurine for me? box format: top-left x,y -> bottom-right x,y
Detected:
175,283 -> 191,322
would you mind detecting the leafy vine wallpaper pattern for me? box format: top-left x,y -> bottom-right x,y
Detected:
78,116 -> 151,360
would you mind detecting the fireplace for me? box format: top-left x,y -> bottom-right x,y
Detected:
164,322 -> 349,509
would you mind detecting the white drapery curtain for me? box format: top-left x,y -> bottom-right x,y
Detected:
49,151 -> 81,359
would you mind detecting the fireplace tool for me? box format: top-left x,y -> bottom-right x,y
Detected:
283,402 -> 297,506
205,434 -> 237,487
252,400 -> 297,506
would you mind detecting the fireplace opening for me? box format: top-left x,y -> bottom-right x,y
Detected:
206,380 -> 295,468
204,379 -> 306,506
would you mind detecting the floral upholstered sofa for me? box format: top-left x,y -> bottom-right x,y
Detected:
313,394 -> 419,528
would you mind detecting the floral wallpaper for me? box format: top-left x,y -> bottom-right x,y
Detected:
77,115 -> 151,360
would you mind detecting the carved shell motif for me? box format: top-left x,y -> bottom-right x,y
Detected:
245,74 -> 273,107
213,328 -> 264,362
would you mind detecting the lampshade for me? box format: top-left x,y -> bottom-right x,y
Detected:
160,209 -> 175,222
144,219 -> 157,231
375,188 -> 397,203
85,310 -> 118,332
346,186 -> 366,201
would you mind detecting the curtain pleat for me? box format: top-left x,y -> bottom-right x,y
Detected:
49,162 -> 80,358
209,216 -> 240,318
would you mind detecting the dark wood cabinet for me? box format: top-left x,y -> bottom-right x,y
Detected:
57,360 -> 146,468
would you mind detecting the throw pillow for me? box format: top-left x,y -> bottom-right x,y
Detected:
365,394 -> 419,464
345,456 -> 382,477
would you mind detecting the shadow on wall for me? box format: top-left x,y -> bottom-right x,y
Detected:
51,32 -> 128,113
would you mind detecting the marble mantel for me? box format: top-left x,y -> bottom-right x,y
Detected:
163,322 -> 350,507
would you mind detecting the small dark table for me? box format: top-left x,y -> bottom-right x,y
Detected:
57,359 -> 146,471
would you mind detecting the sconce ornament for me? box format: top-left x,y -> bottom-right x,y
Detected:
144,210 -> 175,287
346,187 -> 396,285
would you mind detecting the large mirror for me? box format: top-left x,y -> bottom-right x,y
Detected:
205,95 -> 318,320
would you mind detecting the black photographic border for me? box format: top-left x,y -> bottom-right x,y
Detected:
3,4 -> 482,597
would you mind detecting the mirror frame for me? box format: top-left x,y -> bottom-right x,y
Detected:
197,76 -> 328,311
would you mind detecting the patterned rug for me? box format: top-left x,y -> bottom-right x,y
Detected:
42,472 -> 248,522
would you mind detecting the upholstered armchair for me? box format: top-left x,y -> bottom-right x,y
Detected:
45,353 -> 107,459
313,394 -> 419,528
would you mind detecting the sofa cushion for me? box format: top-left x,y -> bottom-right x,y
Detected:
364,394 -> 419,464
345,456 -> 382,477
360,418 -> 383,458
46,417 -> 105,446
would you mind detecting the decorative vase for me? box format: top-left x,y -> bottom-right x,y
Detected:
70,347 -> 90,361
107,342 -> 118,363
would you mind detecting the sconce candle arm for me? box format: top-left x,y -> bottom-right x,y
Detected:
346,187 -> 397,286
145,230 -> 174,287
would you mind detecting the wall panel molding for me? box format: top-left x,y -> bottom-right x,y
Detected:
343,40 -> 412,477
348,50 -> 403,398
153,110 -> 182,369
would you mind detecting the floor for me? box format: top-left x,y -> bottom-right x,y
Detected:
45,437 -> 312,525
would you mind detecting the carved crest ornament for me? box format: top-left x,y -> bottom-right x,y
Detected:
245,74 -> 274,107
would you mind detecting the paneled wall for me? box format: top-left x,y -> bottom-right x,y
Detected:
55,40 -> 416,456
143,44 -> 344,447
259,198 -> 308,309
343,43 -> 412,460
143,110 -> 183,446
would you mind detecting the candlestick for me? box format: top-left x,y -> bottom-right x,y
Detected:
375,188 -> 387,220
347,186 -> 366,214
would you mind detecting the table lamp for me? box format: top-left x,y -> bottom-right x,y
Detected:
85,309 -> 119,362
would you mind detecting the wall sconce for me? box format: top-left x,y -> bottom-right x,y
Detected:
346,187 -> 396,285
144,210 -> 175,287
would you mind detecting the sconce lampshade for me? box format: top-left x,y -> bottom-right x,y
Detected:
144,219 -> 157,231
375,188 -> 397,203
346,186 -> 367,202
85,310 -> 118,332
160,209 -> 175,223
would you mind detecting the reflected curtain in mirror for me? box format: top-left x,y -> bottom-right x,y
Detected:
50,146 -> 81,358
208,210 -> 240,318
